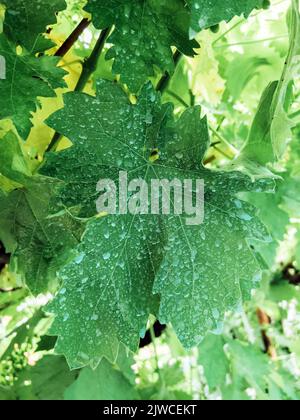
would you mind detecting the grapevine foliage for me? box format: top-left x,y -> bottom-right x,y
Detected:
0,0 -> 300,401
42,81 -> 273,368
187,0 -> 266,32
85,0 -> 199,91
1,0 -> 66,52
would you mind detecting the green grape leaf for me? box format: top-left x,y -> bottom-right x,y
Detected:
280,173 -> 300,219
20,355 -> 77,401
268,281 -> 300,303
269,369 -> 300,401
270,0 -> 300,159
46,213 -> 164,368
0,387 -> 14,401
296,231 -> 300,269
43,80 -> 273,368
2,355 -> 77,401
114,344 -> 136,385
0,132 -> 84,294
198,333 -> 229,391
0,185 -> 84,294
223,340 -> 271,399
240,183 -> 290,267
0,34 -> 66,139
85,0 -> 198,92
200,337 -> 273,400
1,0 -> 66,52
1,310 -> 45,361
239,82 -> 279,167
187,0 -> 265,33
237,0 -> 300,170
244,189 -> 289,243
225,56 -> 271,102
64,358 -> 139,400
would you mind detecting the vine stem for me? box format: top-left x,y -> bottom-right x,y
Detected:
209,126 -> 238,158
55,18 -> 91,57
47,27 -> 112,152
214,35 -> 288,49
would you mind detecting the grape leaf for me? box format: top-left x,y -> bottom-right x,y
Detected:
43,80 -> 273,367
64,358 -> 139,400
0,132 -> 84,294
0,355 -> 77,401
198,333 -> 229,391
187,0 -> 265,33
239,82 -> 279,168
223,340 -> 271,399
270,0 -> 300,159
0,186 -> 85,294
237,0 -> 300,169
1,0 -> 66,52
268,369 -> 300,401
20,355 -> 77,401
240,180 -> 290,267
224,56 -> 271,102
0,387 -> 14,401
0,34 -> 66,139
114,343 -> 136,385
0,131 -> 32,187
84,0 -> 198,92
199,337 -> 274,399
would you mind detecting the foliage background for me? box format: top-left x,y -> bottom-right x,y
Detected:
0,0 -> 300,400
